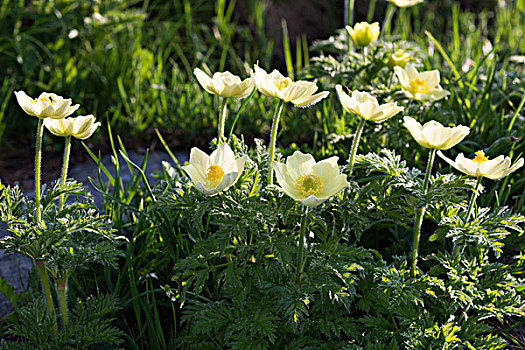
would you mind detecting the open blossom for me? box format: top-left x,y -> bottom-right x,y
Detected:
335,85 -> 403,122
437,150 -> 524,180
14,91 -> 79,119
403,117 -> 469,150
182,143 -> 247,196
387,0 -> 424,7
272,151 -> 349,208
193,68 -> 254,98
43,115 -> 100,139
251,65 -> 329,107
394,64 -> 449,101
346,22 -> 380,48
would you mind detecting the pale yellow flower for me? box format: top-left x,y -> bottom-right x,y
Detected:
193,68 -> 254,98
403,117 -> 469,150
437,150 -> 524,180
345,22 -> 380,48
43,115 -> 100,139
387,0 -> 424,7
394,64 -> 449,101
251,65 -> 329,107
14,91 -> 80,119
388,50 -> 412,69
272,151 -> 349,207
335,85 -> 403,122
182,143 -> 247,196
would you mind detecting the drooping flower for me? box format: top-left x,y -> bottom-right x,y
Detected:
272,151 -> 349,207
251,65 -> 329,107
394,64 -> 449,101
387,0 -> 424,7
403,117 -> 470,150
335,85 -> 403,122
345,22 -> 380,48
437,150 -> 524,180
182,143 -> 247,196
43,115 -> 101,139
193,68 -> 254,99
388,49 -> 412,69
14,91 -> 80,119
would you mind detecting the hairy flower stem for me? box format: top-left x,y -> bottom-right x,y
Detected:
36,261 -> 58,336
453,176 -> 482,257
58,136 -> 71,211
57,280 -> 69,327
35,119 -> 44,226
344,0 -> 356,52
410,148 -> 436,278
347,118 -> 366,175
267,100 -> 285,185
296,207 -> 309,283
218,98 -> 228,143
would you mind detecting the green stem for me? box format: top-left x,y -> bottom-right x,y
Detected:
267,100 -> 285,185
382,4 -> 396,36
345,0 -> 356,53
36,261 -> 58,336
347,118 -> 366,175
218,98 -> 228,143
57,279 -> 69,327
410,148 -> 436,278
453,176 -> 482,257
296,206 -> 309,283
35,119 -> 44,226
58,136 -> 71,211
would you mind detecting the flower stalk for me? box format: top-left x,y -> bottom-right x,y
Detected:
347,118 -> 366,174
57,279 -> 69,327
410,148 -> 436,278
218,98 -> 228,143
35,119 -> 44,226
296,206 -> 309,283
465,176 -> 482,221
36,260 -> 58,336
58,136 -> 72,211
268,100 -> 285,185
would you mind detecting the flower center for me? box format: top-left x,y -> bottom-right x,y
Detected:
472,150 -> 489,164
275,78 -> 292,91
34,96 -> 54,104
296,174 -> 324,197
409,78 -> 428,94
205,165 -> 225,187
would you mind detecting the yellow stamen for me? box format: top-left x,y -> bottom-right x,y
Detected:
34,96 -> 54,105
472,150 -> 489,164
275,78 -> 292,91
296,174 -> 324,197
409,77 -> 428,94
205,165 -> 225,187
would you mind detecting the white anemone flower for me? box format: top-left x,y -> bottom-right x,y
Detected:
193,68 -> 254,98
335,85 -> 403,122
437,150 -> 524,180
272,151 -> 349,208
182,143 -> 247,196
387,0 -> 424,8
403,117 -> 469,150
14,91 -> 80,119
345,22 -> 380,48
251,65 -> 329,107
394,64 -> 449,101
44,115 -> 101,139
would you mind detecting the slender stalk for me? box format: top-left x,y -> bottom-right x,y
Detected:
218,98 -> 228,143
58,136 -> 71,211
57,279 -> 69,327
36,261 -> 58,336
344,0 -> 356,53
35,119 -> 44,226
347,118 -> 366,175
382,4 -> 396,36
296,206 -> 309,283
267,100 -> 285,185
410,148 -> 436,278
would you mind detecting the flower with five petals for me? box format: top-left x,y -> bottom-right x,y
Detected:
394,64 -> 449,101
14,91 -> 80,119
403,116 -> 469,150
336,85 -> 403,122
193,68 -> 254,99
43,115 -> 101,139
